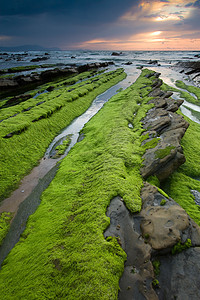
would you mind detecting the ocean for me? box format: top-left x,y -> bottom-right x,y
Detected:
1,50 -> 200,87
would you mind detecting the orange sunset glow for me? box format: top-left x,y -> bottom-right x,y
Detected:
73,0 -> 200,50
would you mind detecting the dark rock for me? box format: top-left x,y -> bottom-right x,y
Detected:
158,248 -> 200,300
148,97 -> 167,109
142,108 -> 171,134
46,86 -> 54,92
36,101 -> 45,106
3,133 -> 13,138
148,88 -> 165,98
148,60 -> 158,65
111,52 -> 123,56
31,56 -> 49,62
124,61 -> 132,65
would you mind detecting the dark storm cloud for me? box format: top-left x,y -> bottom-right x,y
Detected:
185,3 -> 194,7
193,0 -> 200,7
0,0 -> 137,24
0,0 -> 140,48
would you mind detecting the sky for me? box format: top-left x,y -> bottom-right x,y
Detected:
0,0 -> 200,50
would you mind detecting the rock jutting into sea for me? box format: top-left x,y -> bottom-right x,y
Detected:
0,61 -> 114,97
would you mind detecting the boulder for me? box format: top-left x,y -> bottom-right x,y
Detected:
31,56 -> 49,62
111,52 -> 123,56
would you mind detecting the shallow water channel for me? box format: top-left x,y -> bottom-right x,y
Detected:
0,68 -> 140,267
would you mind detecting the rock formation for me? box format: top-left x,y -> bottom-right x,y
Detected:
0,62 -> 114,97
105,184 -> 200,299
173,61 -> 200,83
141,73 -> 189,181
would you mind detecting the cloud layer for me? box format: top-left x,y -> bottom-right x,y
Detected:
0,0 -> 200,50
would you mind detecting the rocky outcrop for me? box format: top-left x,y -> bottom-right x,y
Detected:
141,73 -> 189,181
104,184 -> 200,299
31,56 -> 49,62
173,61 -> 200,83
111,52 -> 123,56
0,62 -> 114,97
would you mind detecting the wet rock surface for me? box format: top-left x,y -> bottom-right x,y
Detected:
141,73 -> 189,181
105,184 -> 200,299
158,248 -> 200,300
104,196 -> 157,300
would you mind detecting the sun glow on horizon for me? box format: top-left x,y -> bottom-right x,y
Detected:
150,31 -> 162,36
68,0 -> 200,51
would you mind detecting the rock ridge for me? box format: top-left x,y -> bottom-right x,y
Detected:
141,72 -> 189,181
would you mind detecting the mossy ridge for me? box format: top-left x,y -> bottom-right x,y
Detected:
0,70 -> 124,139
176,80 -> 200,102
0,70 -> 156,299
161,110 -> 200,225
0,70 -> 126,201
0,212 -> 13,246
161,81 -> 200,106
0,69 -> 106,122
54,135 -> 72,157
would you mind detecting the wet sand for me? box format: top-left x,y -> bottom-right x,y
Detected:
0,156 -> 61,215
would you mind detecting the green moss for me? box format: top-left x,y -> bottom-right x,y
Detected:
152,279 -> 159,288
54,135 -> 72,157
0,70 -> 158,299
8,65 -> 39,73
155,146 -> 175,159
176,80 -> 200,102
116,88 -> 123,93
157,187 -> 169,199
161,82 -> 178,92
0,69 -> 126,201
152,260 -> 160,276
172,239 -> 192,255
146,175 -> 160,187
0,212 -> 13,246
159,84 -> 200,225
142,137 -> 160,150
160,199 -> 166,206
